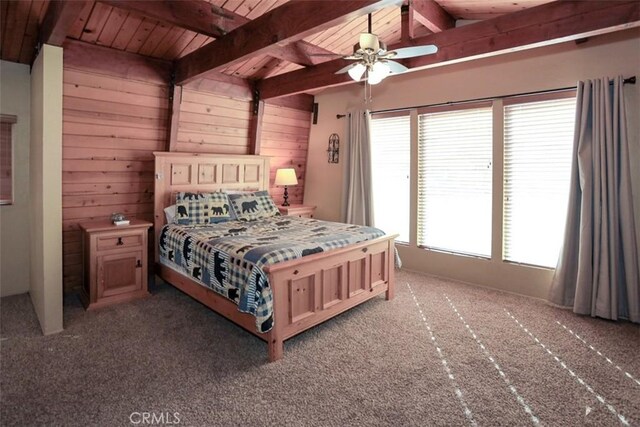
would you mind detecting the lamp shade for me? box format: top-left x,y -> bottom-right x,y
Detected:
274,168 -> 298,186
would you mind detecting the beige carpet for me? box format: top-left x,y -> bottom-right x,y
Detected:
1,269 -> 639,426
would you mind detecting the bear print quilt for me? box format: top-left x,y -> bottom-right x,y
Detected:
158,216 -> 386,333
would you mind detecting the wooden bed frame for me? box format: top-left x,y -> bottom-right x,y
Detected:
153,152 -> 396,362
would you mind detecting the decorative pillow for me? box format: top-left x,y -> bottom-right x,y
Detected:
228,190 -> 280,222
174,192 -> 233,225
164,204 -> 176,224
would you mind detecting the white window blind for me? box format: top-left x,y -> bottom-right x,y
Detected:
370,113 -> 411,243
503,96 -> 576,268
418,106 -> 492,257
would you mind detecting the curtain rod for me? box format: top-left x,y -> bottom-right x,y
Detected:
336,75 -> 636,119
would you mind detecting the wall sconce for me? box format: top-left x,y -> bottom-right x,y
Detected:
327,133 -> 339,164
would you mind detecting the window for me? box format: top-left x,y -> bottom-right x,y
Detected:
417,105 -> 493,257
0,115 -> 16,205
503,94 -> 576,268
370,113 -> 411,243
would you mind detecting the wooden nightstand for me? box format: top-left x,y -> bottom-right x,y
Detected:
278,204 -> 316,218
79,219 -> 152,310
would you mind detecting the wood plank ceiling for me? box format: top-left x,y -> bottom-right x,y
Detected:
1,0 -> 638,99
2,0 -> 553,78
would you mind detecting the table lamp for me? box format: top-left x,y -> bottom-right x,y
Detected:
274,168 -> 298,206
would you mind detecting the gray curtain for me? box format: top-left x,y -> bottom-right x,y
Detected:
342,109 -> 374,226
549,76 -> 639,323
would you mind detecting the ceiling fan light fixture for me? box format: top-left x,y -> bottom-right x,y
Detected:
359,32 -> 380,51
367,70 -> 384,85
367,61 -> 391,84
347,63 -> 367,81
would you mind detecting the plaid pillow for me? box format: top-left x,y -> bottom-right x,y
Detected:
228,190 -> 280,222
174,192 -> 233,225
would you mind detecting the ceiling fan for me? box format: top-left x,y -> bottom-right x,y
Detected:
336,14 -> 438,85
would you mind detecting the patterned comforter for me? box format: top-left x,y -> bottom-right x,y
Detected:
158,216 -> 386,333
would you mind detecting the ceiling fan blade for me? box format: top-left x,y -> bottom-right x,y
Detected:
391,45 -> 438,59
386,60 -> 408,74
335,63 -> 357,75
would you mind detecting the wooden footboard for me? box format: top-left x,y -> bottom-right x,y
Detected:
156,234 -> 396,362
263,234 -> 396,361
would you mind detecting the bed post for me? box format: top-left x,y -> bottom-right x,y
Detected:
267,271 -> 287,362
267,334 -> 284,362
386,239 -> 395,300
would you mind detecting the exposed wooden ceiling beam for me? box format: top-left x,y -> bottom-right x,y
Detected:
63,38 -> 171,83
175,0 -> 400,84
258,0 -> 640,99
99,0 -> 248,39
297,41 -> 344,66
410,0 -> 455,33
401,4 -> 415,42
268,40 -> 342,66
99,0 -> 341,70
40,0 -> 94,46
63,38 -> 251,101
404,0 -> 639,69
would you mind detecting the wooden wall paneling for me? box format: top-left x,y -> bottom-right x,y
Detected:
265,94 -> 314,112
63,68 -> 168,97
261,103 -> 311,205
182,74 -> 252,101
249,100 -> 265,155
62,66 -> 168,292
167,85 -> 181,151
174,87 -> 252,154
63,39 -> 171,85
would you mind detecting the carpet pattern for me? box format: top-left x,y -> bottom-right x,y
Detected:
1,270 -> 639,426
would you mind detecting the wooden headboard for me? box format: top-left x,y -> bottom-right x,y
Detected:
153,152 -> 270,259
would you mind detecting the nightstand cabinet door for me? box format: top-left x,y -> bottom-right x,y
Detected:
97,250 -> 143,299
79,219 -> 152,310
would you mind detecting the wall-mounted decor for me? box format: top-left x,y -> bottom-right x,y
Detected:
327,133 -> 340,164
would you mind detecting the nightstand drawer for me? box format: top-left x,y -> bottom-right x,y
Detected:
97,234 -> 142,251
278,204 -> 316,218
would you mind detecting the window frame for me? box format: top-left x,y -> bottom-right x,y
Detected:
0,114 -> 16,206
416,101 -> 494,258
369,110 -> 412,245
501,90 -> 577,269
370,89 -> 577,271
